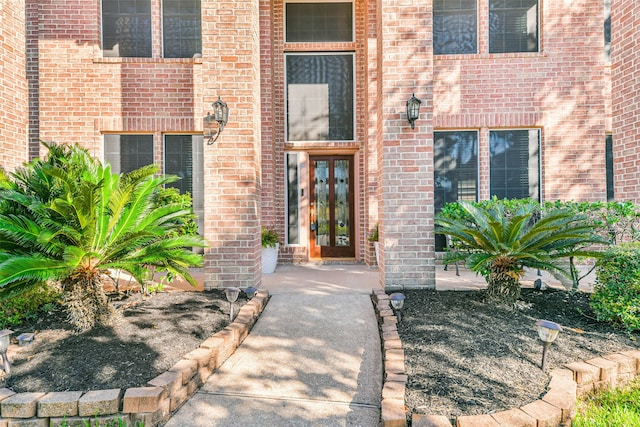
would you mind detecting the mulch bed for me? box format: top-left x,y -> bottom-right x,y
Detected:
397,288 -> 640,422
1,290 -> 246,392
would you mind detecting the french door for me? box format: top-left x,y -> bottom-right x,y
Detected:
309,155 -> 355,258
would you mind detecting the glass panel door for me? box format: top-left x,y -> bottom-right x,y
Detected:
309,155 -> 355,258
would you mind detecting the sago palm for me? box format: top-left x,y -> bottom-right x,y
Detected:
0,143 -> 205,330
435,200 -> 602,305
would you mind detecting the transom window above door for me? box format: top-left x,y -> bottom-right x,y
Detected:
286,54 -> 355,141
285,1 -> 354,42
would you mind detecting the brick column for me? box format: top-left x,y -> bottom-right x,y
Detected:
612,0 -> 640,202
379,0 -> 435,289
0,0 -> 28,170
201,0 -> 262,289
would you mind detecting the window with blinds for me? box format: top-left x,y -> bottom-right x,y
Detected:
489,129 -> 540,200
164,135 -> 204,234
433,0 -> 477,55
434,131 -> 479,251
285,2 -> 353,42
163,0 -> 202,58
103,134 -> 154,174
102,0 -> 152,58
489,0 -> 538,53
606,134 -> 614,201
286,54 -> 354,141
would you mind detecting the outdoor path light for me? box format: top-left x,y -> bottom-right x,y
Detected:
0,329 -> 13,375
535,320 -> 562,372
225,287 -> 241,322
406,93 -> 421,129
244,286 -> 257,299
204,96 -> 229,145
390,293 -> 406,322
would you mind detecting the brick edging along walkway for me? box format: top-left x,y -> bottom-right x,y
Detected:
371,288 -> 640,427
0,289 -> 270,427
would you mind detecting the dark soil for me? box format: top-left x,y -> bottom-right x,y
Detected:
1,290 -> 247,392
397,288 -> 640,422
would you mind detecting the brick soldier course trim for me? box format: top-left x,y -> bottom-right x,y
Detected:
371,289 -> 640,427
0,290 -> 269,427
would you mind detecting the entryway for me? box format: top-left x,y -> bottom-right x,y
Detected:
309,155 -> 355,259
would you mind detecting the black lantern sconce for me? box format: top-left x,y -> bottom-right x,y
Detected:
406,93 -> 421,130
204,96 -> 229,145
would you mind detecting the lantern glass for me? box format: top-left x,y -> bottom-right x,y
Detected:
225,287 -> 241,303
535,320 -> 562,343
0,330 -> 13,353
406,94 -> 421,129
213,97 -> 229,126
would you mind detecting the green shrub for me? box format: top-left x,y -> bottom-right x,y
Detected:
261,227 -> 280,248
154,187 -> 199,237
0,283 -> 61,329
591,243 -> 640,332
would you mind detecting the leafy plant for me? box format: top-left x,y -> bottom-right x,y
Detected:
54,416 -> 144,427
591,243 -> 640,332
368,223 -> 379,242
0,142 -> 206,330
154,187 -> 199,237
0,282 -> 61,329
436,200 -> 603,305
261,227 -> 280,248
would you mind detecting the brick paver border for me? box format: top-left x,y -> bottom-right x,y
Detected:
0,290 -> 270,427
371,289 -> 640,427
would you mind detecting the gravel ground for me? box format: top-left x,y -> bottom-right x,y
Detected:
1,289 -> 247,392
396,288 -> 640,423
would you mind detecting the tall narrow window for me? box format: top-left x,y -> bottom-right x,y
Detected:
434,131 -> 478,250
606,134 -> 614,201
164,135 -> 204,234
433,0 -> 477,55
489,0 -> 538,53
489,129 -> 540,200
286,54 -> 354,141
102,0 -> 152,58
163,0 -> 202,58
286,153 -> 301,245
286,2 -> 353,42
104,134 -> 154,174
604,0 -> 611,62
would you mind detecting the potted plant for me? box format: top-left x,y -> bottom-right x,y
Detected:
262,227 -> 280,274
369,223 -> 380,266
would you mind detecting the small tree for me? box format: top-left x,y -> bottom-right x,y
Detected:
0,142 -> 206,330
436,200 -> 603,306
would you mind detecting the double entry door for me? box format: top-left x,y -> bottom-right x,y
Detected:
309,155 -> 355,258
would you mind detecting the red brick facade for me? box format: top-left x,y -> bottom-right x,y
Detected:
0,1 -> 28,171
0,0 -> 636,290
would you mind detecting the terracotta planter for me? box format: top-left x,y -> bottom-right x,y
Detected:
262,243 -> 279,274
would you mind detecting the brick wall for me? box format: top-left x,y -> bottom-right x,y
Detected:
612,0 -> 640,202
0,0 -> 28,171
379,0 -> 436,289
433,0 -> 608,202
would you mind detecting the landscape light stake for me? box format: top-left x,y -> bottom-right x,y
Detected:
0,329 -> 13,375
244,286 -> 258,299
535,320 -> 562,372
225,287 -> 241,322
390,293 -> 406,322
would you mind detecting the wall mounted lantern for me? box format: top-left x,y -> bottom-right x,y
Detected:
204,96 -> 229,145
406,93 -> 421,129
535,320 -> 562,372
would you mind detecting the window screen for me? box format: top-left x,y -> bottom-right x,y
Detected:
489,0 -> 538,53
286,153 -> 300,245
433,0 -> 477,55
102,0 -> 152,57
163,0 -> 202,58
286,54 -> 354,141
164,135 -> 204,234
489,129 -> 540,200
286,2 -> 353,42
606,134 -> 614,201
104,134 -> 154,174
434,131 -> 478,250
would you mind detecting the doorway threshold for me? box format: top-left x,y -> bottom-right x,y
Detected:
306,258 -> 359,265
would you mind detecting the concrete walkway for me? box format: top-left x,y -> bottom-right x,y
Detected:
163,265 -> 383,426
163,263 -> 595,426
